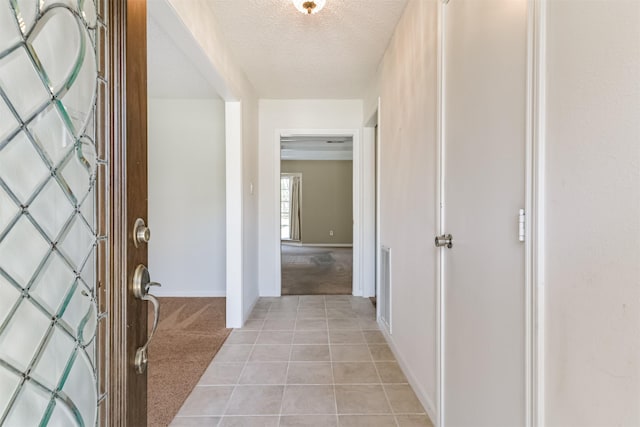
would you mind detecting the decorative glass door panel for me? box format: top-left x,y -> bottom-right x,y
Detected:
0,1 -> 109,425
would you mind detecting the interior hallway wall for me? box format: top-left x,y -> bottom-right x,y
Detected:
148,99 -> 226,296
258,100 -> 363,296
543,1 -> 640,425
365,0 -> 439,417
168,0 -> 261,321
281,160 -> 353,245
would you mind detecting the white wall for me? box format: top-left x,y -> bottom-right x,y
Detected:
543,1 -> 640,425
167,0 -> 261,326
365,0 -> 439,418
258,100 -> 363,296
148,99 -> 226,297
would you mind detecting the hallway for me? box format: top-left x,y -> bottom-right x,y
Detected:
281,246 -> 353,295
170,296 -> 432,426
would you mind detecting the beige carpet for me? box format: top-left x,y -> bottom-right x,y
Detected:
147,297 -> 230,427
281,245 -> 353,295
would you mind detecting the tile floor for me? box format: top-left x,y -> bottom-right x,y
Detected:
170,295 -> 433,427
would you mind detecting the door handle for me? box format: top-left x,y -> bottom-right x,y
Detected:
435,234 -> 453,248
131,264 -> 161,374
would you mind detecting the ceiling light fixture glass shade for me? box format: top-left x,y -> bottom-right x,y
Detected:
292,0 -> 326,15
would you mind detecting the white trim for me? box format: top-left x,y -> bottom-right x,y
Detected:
531,0 -> 547,425
281,151 -> 353,161
374,99 -> 382,322
274,128 -> 366,297
153,290 -> 227,298
226,102 -> 243,328
436,1 -> 446,426
379,320 -> 437,423
361,126 -> 376,298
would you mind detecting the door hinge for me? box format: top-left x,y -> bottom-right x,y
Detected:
518,209 -> 525,242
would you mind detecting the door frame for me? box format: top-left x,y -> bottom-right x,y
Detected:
435,1 -> 545,426
108,0 -> 148,425
274,128 -> 373,297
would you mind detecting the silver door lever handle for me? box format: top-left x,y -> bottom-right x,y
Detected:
435,234 -> 453,248
132,264 -> 161,374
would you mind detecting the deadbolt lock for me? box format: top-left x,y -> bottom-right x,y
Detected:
133,218 -> 151,247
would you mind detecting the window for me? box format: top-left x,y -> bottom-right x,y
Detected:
281,173 -> 302,240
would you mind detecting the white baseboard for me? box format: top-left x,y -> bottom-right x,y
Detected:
153,290 -> 226,298
379,319 -> 438,425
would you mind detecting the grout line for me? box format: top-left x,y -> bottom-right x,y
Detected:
326,297 -> 340,426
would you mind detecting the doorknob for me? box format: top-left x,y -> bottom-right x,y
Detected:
131,264 -> 161,374
435,234 -> 453,248
133,218 -> 151,247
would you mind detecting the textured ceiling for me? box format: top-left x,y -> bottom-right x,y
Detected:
205,0 -> 409,98
147,15 -> 220,99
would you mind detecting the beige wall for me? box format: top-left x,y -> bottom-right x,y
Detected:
543,1 -> 640,425
366,0 -> 439,417
281,160 -> 353,244
168,0 -> 260,321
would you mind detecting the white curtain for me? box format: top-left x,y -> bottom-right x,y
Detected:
290,176 -> 301,241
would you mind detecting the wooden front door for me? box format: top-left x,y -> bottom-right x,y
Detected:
0,0 -> 150,425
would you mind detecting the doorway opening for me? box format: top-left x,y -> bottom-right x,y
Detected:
279,134 -> 354,295
145,2 -> 236,425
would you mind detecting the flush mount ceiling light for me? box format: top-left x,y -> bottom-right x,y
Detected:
292,0 -> 326,15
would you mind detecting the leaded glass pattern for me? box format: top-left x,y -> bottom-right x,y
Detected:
0,1 -> 108,425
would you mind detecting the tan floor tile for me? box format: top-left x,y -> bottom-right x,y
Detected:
226,331 -> 259,344
325,301 -> 352,309
293,330 -> 329,344
333,362 -> 380,384
249,345 -> 291,362
199,363 -> 245,385
295,318 -> 328,330
238,362 -> 288,385
297,309 -> 327,319
335,385 -> 391,414
281,415 -> 338,426
262,318 -> 296,330
396,414 -> 435,427
384,384 -> 424,414
248,310 -> 268,320
338,415 -> 396,426
256,331 -> 293,345
331,345 -> 373,362
225,385 -> 284,415
291,345 -> 331,361
218,416 -> 279,426
358,318 -> 380,330
363,331 -> 386,344
254,301 -> 273,310
269,306 -> 299,313
265,310 -> 298,319
329,330 -> 365,344
326,308 -> 357,319
241,319 -> 265,330
214,345 -> 253,363
178,386 -> 234,416
299,301 -> 326,309
281,385 -> 336,415
328,318 -> 361,330
170,416 -> 221,426
369,344 -> 395,361
287,362 -> 333,384
375,362 -> 408,383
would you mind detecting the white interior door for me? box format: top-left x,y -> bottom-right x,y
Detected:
441,0 -> 528,425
